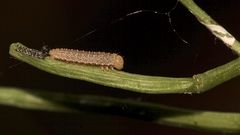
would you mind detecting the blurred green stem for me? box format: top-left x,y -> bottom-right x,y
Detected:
0,87 -> 239,133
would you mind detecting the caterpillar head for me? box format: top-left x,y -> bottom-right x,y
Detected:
113,54 -> 124,70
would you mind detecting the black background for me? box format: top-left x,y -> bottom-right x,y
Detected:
0,0 -> 240,134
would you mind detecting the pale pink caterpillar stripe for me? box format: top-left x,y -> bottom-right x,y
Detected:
49,48 -> 124,70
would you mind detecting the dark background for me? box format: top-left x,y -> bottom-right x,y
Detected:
0,0 -> 240,134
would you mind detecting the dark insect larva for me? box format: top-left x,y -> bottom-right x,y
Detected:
49,48 -> 124,70
16,45 -> 49,59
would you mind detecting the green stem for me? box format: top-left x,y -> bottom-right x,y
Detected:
10,43 -> 195,94
0,87 -> 239,133
180,0 -> 240,55
9,43 -> 240,94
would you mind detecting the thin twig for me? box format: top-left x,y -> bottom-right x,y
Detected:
180,0 -> 240,55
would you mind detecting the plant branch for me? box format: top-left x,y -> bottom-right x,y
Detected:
9,43 -> 240,94
0,87 -> 239,133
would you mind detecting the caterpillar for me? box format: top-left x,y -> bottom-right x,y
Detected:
15,45 -> 49,59
49,48 -> 124,70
